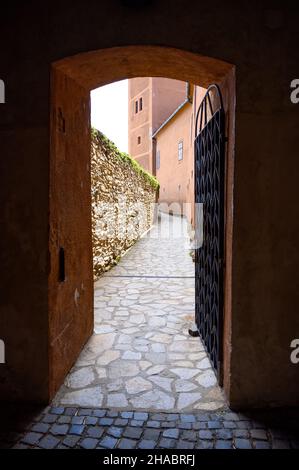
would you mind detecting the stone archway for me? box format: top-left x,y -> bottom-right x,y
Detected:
49,45 -> 235,404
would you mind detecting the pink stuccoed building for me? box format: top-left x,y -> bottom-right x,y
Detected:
128,77 -> 207,226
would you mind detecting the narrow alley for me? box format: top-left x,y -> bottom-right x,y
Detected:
54,212 -> 224,412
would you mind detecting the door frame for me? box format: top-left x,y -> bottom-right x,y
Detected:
49,46 -> 236,403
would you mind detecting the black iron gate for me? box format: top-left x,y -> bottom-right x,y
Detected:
194,85 -> 225,383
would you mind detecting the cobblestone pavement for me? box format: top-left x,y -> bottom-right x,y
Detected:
4,406 -> 298,449
2,213 -> 299,450
54,213 -> 225,412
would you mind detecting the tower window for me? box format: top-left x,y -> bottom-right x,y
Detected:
135,100 -> 138,113
178,140 -> 183,161
137,136 -> 141,145
139,97 -> 143,111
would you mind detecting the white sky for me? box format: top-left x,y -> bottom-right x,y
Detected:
91,80 -> 128,153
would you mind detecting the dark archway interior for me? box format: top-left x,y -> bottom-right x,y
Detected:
1,2 -> 299,413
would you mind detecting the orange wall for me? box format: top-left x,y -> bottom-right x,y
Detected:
128,78 -> 152,172
128,77 -> 187,174
152,77 -> 186,133
155,103 -> 193,216
155,86 -> 207,225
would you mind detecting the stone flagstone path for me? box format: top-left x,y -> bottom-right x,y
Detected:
54,213 -> 225,412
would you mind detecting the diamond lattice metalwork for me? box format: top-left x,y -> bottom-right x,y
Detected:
194,85 -> 225,382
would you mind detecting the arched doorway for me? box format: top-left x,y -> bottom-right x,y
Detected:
49,46 -> 235,404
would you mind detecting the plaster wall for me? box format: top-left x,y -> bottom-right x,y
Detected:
155,104 -> 192,212
151,77 -> 186,133
0,1 -> 298,408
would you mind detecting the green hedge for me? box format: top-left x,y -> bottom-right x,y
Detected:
92,127 -> 160,191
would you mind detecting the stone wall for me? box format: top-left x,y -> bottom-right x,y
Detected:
91,129 -> 158,278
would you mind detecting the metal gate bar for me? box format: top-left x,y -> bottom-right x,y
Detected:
194,84 -> 225,383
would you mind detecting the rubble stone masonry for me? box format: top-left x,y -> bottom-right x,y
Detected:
91,129 -> 159,279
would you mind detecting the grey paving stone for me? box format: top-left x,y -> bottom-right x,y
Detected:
51,407 -> 65,415
196,440 -> 213,449
78,409 -> 93,416
181,414 -> 196,423
151,414 -> 164,421
118,438 -> 137,449
163,428 -> 179,439
100,436 -> 118,449
177,440 -> 195,449
159,438 -> 176,448
99,417 -> 114,426
92,409 -> 106,418
85,416 -> 98,426
57,416 -> 71,424
167,414 -> 179,421
43,414 -> 57,424
138,439 -> 156,449
182,430 -> 197,441
107,426 -> 123,438
87,426 -> 104,439
198,430 -> 213,440
130,420 -> 145,427
64,407 -> 77,416
124,427 -> 143,439
38,435 -> 60,449
216,429 -> 233,440
69,424 -> 85,435
107,411 -> 118,418
80,438 -> 98,449
234,429 -> 249,438
31,423 -> 50,433
121,411 -> 133,419
215,440 -> 232,449
134,412 -> 148,421
62,435 -> 80,448
114,418 -> 129,427
197,414 -> 211,421
193,422 -> 207,430
147,420 -> 160,428
22,432 -> 43,446
209,413 -> 222,421
178,422 -> 192,430
71,416 -> 85,425
161,421 -> 175,428
144,428 -> 161,440
234,438 -> 252,449
208,420 -> 222,429
50,424 -> 69,436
